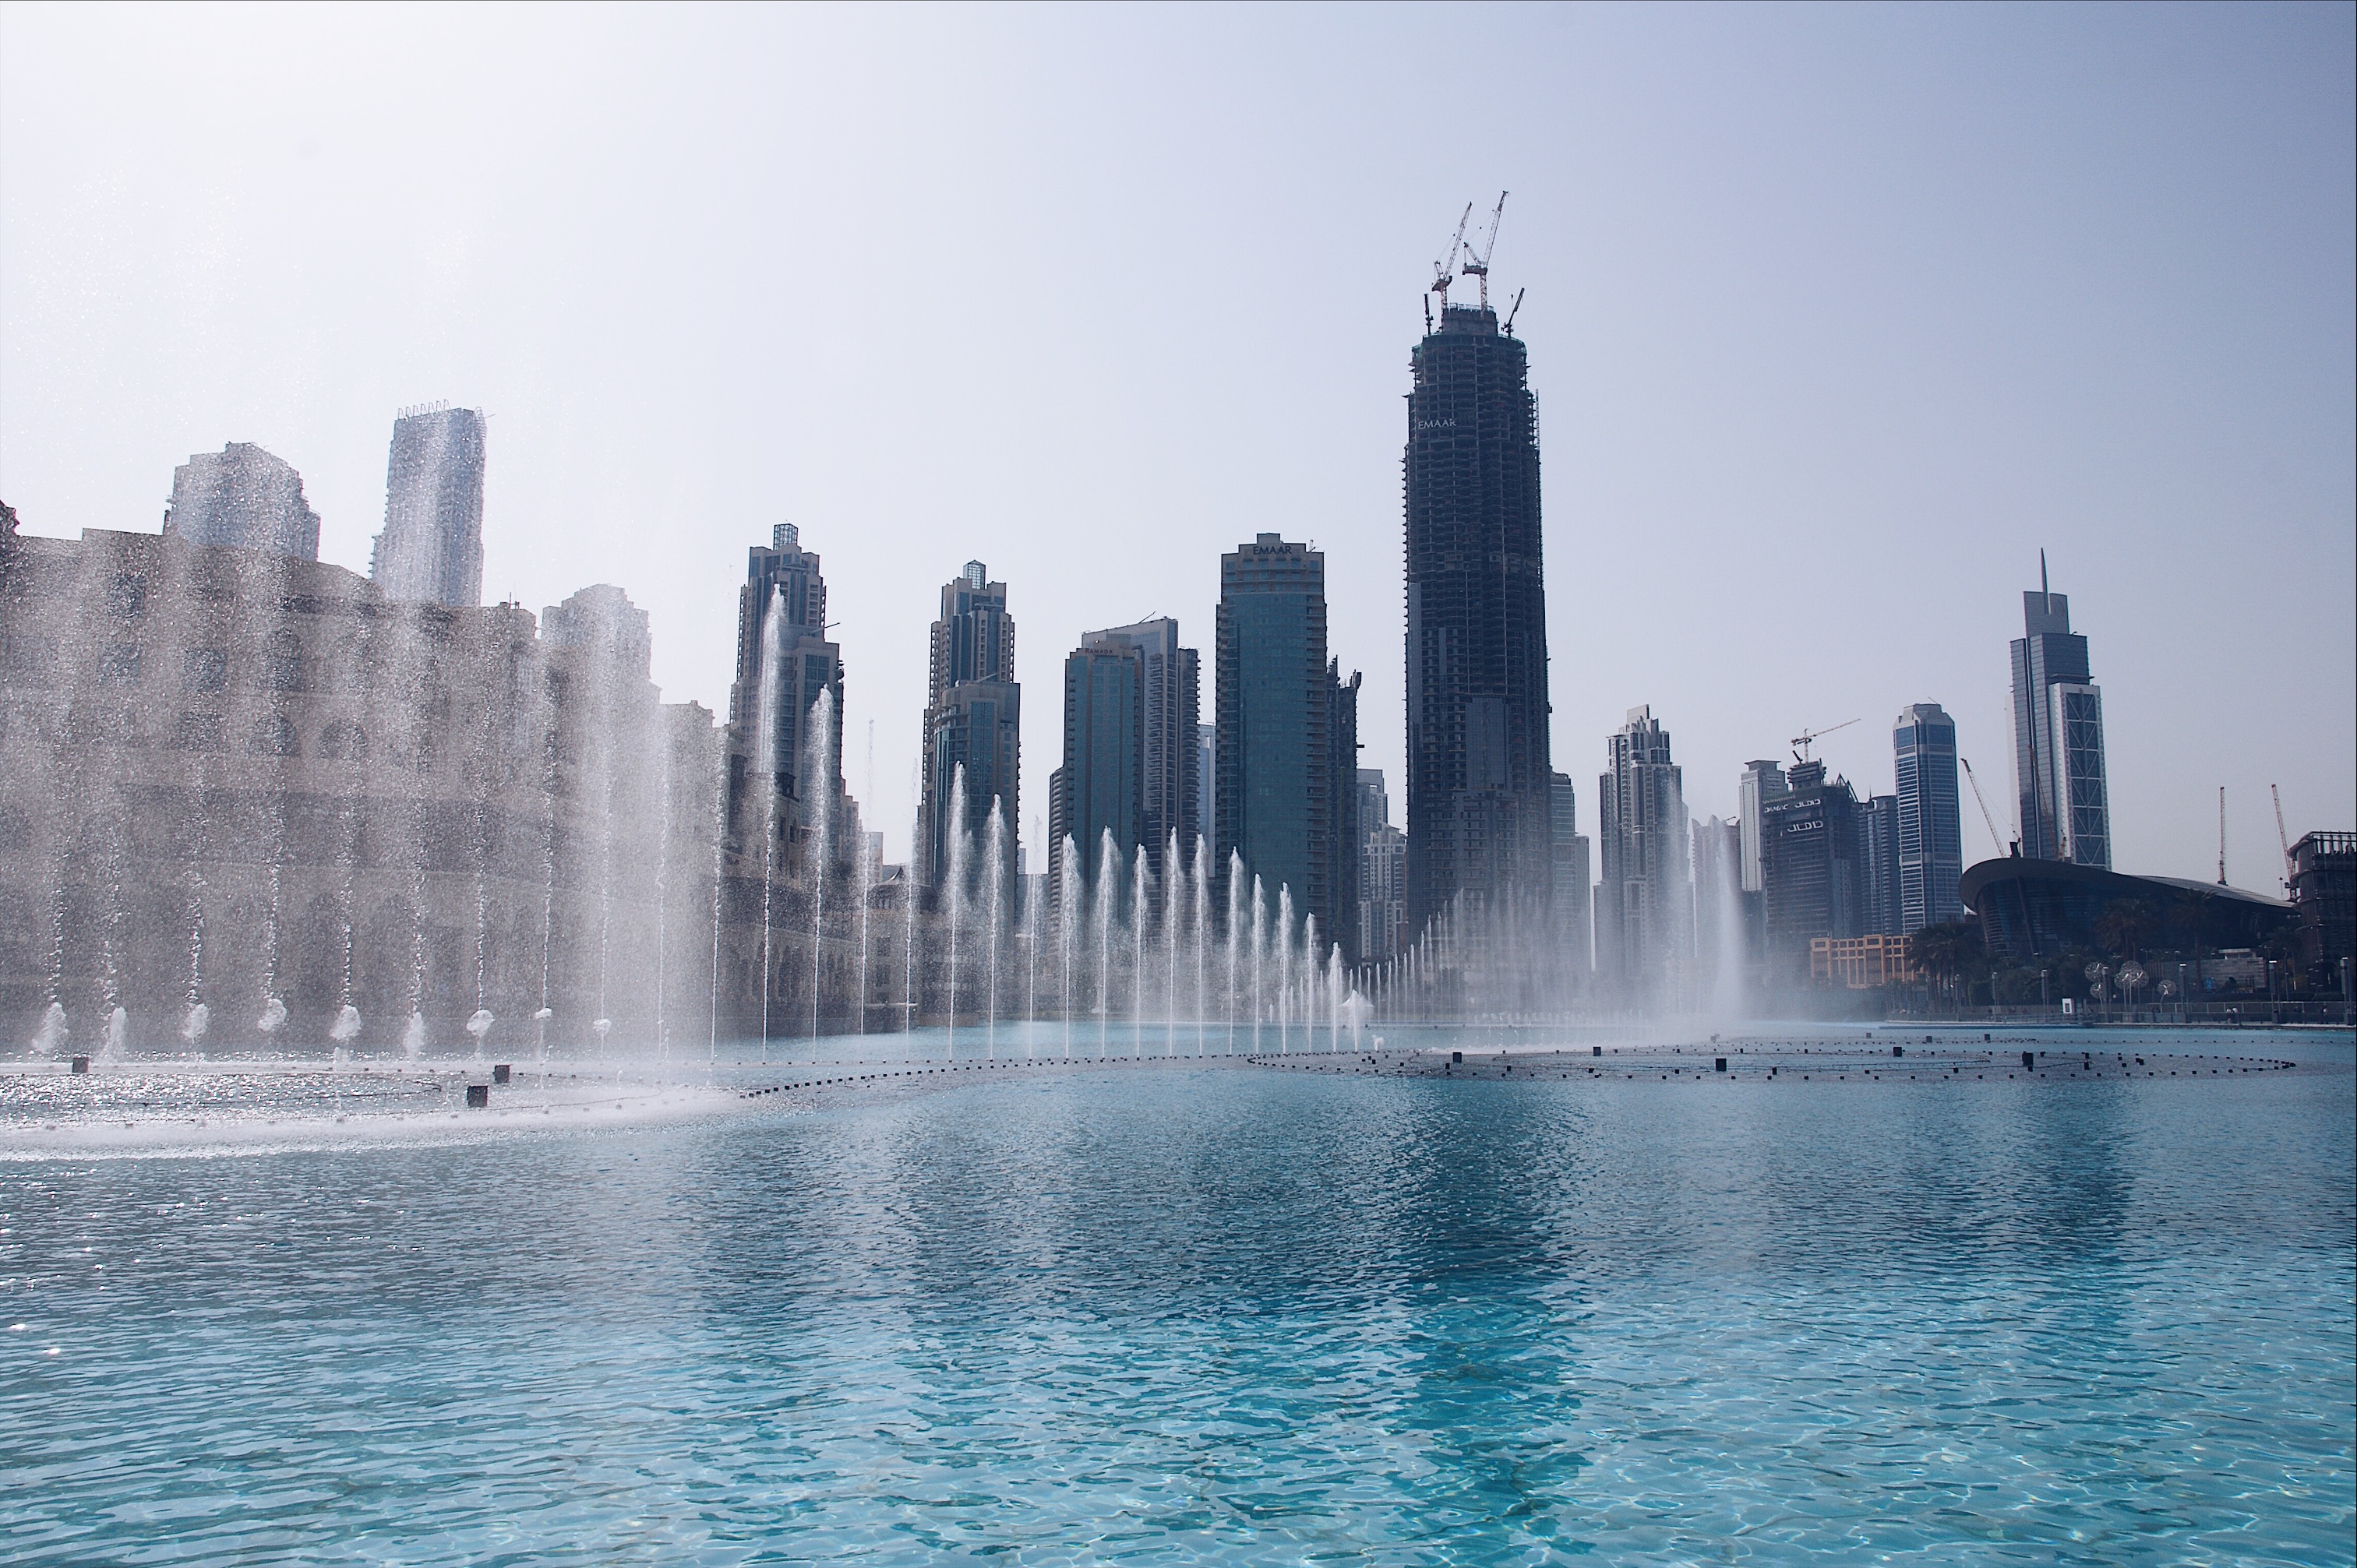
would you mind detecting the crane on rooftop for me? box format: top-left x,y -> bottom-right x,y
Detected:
1459,191 -> 1508,311
1428,202 -> 1474,318
1789,717 -> 1858,767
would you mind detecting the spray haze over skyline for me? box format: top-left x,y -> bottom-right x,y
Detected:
2,3 -> 2349,881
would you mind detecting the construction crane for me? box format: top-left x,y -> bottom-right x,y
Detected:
2272,784 -> 2293,893
1960,756 -> 2008,859
1429,202 -> 1474,314
1459,191 -> 1508,311
2218,787 -> 2228,886
1502,286 -> 1526,336
1789,717 -> 1859,766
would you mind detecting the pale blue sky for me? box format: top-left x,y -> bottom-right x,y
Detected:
3,3 -> 2349,883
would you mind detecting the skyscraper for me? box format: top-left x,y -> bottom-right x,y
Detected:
1326,660 -> 1363,963
1083,617 -> 1199,900
1550,772 -> 1593,978
1759,759 -> 1864,973
1859,794 -> 1902,938
370,405 -> 486,607
922,562 -> 1019,892
1357,769 -> 1406,963
1893,702 -> 1964,933
2010,559 -> 2111,866
1216,534 -> 1357,948
162,442 -> 320,561
1050,637 -> 1141,912
1403,291 -> 1551,938
1597,707 -> 1689,988
725,523 -> 845,858
1737,760 -> 1789,896
1194,724 -> 1216,847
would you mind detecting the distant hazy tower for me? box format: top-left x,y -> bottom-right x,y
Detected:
2009,557 -> 2110,866
1050,636 -> 1142,915
1893,703 -> 1964,932
1403,211 -> 1551,939
370,405 -> 486,606
1083,616 -> 1200,899
922,561 -> 1019,893
164,442 -> 321,561
1597,706 -> 1689,987
725,523 -> 846,850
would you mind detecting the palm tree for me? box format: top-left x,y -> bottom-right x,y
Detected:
2095,900 -> 2157,960
2170,886 -> 2214,999
1911,923 -> 1977,1015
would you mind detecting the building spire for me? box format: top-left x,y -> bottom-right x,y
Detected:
2040,548 -> 2048,600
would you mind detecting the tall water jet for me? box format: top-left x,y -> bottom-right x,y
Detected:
985,797 -> 1006,1059
902,759 -> 922,1033
944,762 -> 970,1056
1025,816 -> 1044,1041
402,1010 -> 426,1061
856,719 -> 876,1036
1094,829 -> 1118,1058
30,1001 -> 66,1058
1278,891 -> 1298,1053
753,584 -> 788,1062
1131,844 -> 1152,1056
1226,852 -> 1245,1055
804,686 -> 838,1041
102,1006 -> 128,1065
1194,834 -> 1211,1055
1250,876 -> 1267,1055
181,751 -> 210,1059
1164,829 -> 1181,1055
654,706 -> 672,1058
708,734 -> 729,1066
1060,833 -> 1080,1058
1327,943 -> 1345,1053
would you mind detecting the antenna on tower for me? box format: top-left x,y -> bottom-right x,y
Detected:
1459,191 -> 1508,311
2218,786 -> 2228,886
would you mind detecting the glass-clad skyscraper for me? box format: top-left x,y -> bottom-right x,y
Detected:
2009,564 -> 2110,867
1892,702 -> 1963,932
1216,534 -> 1354,948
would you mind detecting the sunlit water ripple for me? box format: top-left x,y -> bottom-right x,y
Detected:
4,1030 -> 2350,1566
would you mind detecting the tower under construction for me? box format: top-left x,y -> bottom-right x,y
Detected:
1403,206 -> 1553,940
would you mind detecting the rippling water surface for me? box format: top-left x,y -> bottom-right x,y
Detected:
5,1031 -> 2351,1565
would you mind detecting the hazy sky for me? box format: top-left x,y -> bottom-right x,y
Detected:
4,3 -> 2350,885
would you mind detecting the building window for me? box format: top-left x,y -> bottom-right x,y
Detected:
3,635 -> 58,682
108,573 -> 147,618
249,715 -> 299,757
183,647 -> 228,692
263,629 -> 302,692
174,713 -> 227,752
99,643 -> 142,685
318,719 -> 367,761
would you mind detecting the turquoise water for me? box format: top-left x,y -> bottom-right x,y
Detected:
5,1031 -> 2351,1565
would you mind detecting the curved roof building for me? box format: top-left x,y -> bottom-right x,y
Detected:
1960,855 -> 2292,962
